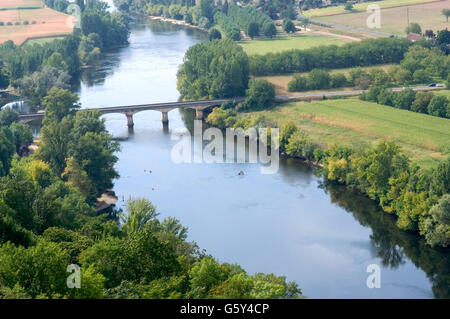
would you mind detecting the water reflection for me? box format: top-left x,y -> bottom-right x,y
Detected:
325,181 -> 450,298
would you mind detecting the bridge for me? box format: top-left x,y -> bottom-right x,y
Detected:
18,97 -> 246,127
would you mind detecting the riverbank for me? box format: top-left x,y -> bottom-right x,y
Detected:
148,16 -> 208,33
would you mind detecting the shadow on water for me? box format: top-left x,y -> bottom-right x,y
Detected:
323,181 -> 450,298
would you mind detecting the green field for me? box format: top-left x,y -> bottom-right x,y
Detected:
252,98 -> 450,168
315,0 -> 450,36
239,34 -> 351,55
303,0 -> 435,17
23,36 -> 65,45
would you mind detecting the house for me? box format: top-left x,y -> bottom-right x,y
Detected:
407,33 -> 422,42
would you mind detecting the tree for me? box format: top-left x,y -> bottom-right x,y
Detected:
428,95 -> 448,117
0,240 -> 69,298
61,157 -> 95,201
0,127 -> 15,176
177,39 -> 249,100
222,0 -> 228,15
409,91 -> 432,114
120,198 -> 159,236
282,19 -> 296,33
423,194 -> 450,248
442,9 -> 450,22
405,22 -> 422,35
199,0 -> 214,23
14,66 -> 71,110
209,28 -> 222,41
262,22 -> 276,38
42,88 -> 80,123
308,69 -> 331,90
0,108 -> 18,126
344,3 -> 353,11
393,88 -> 416,110
242,79 -> 275,111
288,75 -> 308,92
9,122 -> 33,154
247,22 -> 259,39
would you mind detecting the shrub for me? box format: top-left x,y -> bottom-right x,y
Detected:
209,28 -> 222,41
393,89 -> 416,110
242,79 -> 275,111
411,91 -> 434,113
7,22 -> 13,26
330,73 -> 348,88
23,20 -> 29,25
0,22 -> 4,26
288,75 -> 308,92
282,19 -> 296,33
308,69 -> 331,90
15,21 -> 21,26
31,21 -> 37,24
428,95 -> 448,117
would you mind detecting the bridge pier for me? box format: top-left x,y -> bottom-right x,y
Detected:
125,112 -> 135,127
195,109 -> 204,120
161,111 -> 169,124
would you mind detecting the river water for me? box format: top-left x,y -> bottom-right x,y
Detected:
74,19 -> 450,298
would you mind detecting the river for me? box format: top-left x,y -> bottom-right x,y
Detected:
74,19 -> 450,299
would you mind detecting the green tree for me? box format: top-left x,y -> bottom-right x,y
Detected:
262,22 -> 276,38
393,88 -> 416,110
177,39 -> 249,100
0,127 -> 15,176
0,108 -> 18,126
0,240 -> 69,298
405,22 -> 422,35
411,91 -> 433,113
428,95 -> 448,117
442,9 -> 450,22
209,28 -> 222,41
242,79 -> 275,111
42,88 -> 80,123
9,122 -> 33,153
120,198 -> 159,236
282,19 -> 296,33
247,22 -> 259,39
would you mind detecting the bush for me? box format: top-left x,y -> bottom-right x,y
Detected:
330,73 -> 348,88
411,91 -> 433,113
282,19 -> 296,33
0,22 -> 4,26
6,22 -> 13,26
393,89 -> 416,110
15,21 -> 21,26
428,95 -> 448,117
31,21 -> 37,24
308,69 -> 331,90
209,28 -> 222,41
242,79 -> 275,111
247,22 -> 259,39
288,75 -> 308,92
262,22 -> 276,38
23,20 -> 29,25
405,22 -> 422,35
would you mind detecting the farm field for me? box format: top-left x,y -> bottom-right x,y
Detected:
0,7 -> 74,45
239,34 -> 352,55
257,64 -> 394,95
315,0 -> 450,36
0,0 -> 43,9
303,0 -> 435,17
253,98 -> 450,168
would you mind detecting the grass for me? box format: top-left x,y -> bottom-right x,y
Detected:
434,89 -> 450,98
256,64 -> 394,95
253,98 -> 450,168
0,7 -> 73,45
315,0 -> 450,36
303,0 -> 435,17
23,35 -> 65,45
239,34 -> 352,55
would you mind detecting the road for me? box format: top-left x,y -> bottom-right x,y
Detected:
275,85 -> 446,100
